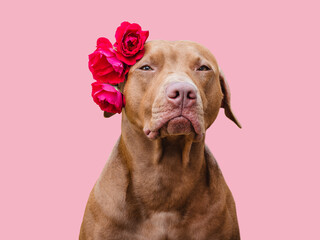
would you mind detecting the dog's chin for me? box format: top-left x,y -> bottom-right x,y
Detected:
166,116 -> 192,135
144,116 -> 203,142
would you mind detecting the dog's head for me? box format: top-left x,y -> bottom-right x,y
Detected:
121,40 -> 241,141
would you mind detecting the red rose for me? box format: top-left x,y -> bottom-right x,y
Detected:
91,82 -> 125,113
89,37 -> 128,84
114,21 -> 149,65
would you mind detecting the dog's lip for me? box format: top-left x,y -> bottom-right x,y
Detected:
144,129 -> 159,139
166,116 -> 192,135
144,114 -> 202,140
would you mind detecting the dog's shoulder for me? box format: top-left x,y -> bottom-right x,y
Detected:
93,138 -> 130,210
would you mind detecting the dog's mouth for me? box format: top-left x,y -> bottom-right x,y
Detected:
144,114 -> 203,141
166,116 -> 192,135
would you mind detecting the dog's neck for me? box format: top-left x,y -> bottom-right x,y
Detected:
119,112 -> 207,211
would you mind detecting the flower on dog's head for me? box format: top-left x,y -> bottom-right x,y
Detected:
114,21 -> 149,66
89,38 -> 128,84
91,82 -> 125,114
88,21 -> 149,115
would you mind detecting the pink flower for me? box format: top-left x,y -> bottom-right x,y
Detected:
91,82 -> 125,113
89,37 -> 128,84
114,21 -> 149,65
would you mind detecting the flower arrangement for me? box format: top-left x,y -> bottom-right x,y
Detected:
88,21 -> 149,114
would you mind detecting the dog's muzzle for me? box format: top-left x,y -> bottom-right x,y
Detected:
144,81 -> 204,140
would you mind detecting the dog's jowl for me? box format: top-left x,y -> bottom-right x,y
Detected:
80,40 -> 241,240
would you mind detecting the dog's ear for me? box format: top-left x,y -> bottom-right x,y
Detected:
219,69 -> 242,128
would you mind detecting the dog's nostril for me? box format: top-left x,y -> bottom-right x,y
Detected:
187,91 -> 196,99
168,90 -> 180,99
166,82 -> 197,106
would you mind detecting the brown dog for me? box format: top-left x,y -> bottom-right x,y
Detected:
80,40 -> 241,240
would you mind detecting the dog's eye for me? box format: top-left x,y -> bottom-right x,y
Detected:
139,65 -> 153,71
196,65 -> 211,71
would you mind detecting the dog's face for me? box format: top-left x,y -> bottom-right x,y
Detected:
123,40 -> 240,140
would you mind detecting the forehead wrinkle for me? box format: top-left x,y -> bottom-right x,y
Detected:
143,47 -> 167,65
189,52 -> 218,73
144,40 -> 218,72
149,52 -> 164,64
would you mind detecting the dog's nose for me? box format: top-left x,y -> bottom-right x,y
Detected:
166,82 -> 197,107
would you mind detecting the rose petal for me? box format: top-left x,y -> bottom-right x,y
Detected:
88,47 -> 126,84
113,21 -> 149,65
96,37 -> 112,49
115,21 -> 131,43
91,82 -> 123,113
115,52 -> 138,66
126,23 -> 142,32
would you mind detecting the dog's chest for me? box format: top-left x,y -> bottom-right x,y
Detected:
135,210 -> 233,240
137,211 -> 182,239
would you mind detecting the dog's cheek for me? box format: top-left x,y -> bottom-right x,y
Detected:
141,79 -> 164,128
203,79 -> 223,129
123,79 -> 145,127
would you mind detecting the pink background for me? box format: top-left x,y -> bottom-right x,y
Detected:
1,0 -> 319,239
